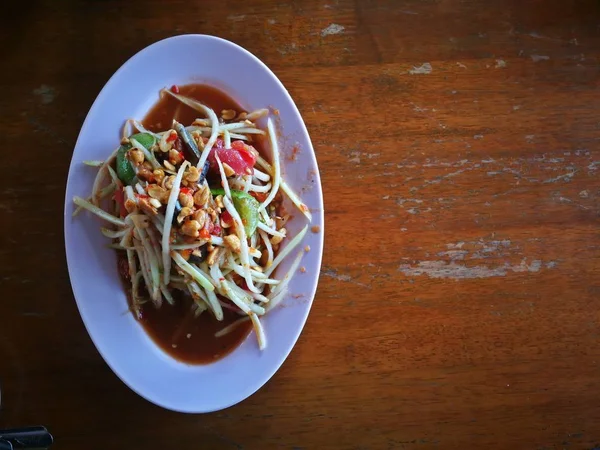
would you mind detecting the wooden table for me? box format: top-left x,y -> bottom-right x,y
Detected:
2,0 -> 600,448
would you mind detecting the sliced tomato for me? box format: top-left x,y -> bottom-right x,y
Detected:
231,140 -> 257,168
208,139 -> 257,175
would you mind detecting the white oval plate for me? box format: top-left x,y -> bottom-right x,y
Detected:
64,35 -> 324,413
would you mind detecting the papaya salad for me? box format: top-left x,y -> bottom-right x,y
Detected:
73,87 -> 311,352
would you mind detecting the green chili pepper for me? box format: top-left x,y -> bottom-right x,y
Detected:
115,133 -> 156,185
210,188 -> 260,236
131,132 -> 156,150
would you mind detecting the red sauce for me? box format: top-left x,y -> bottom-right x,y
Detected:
138,291 -> 250,364
129,84 -> 259,364
143,84 -> 240,132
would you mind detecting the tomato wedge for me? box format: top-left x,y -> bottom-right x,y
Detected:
208,139 -> 257,175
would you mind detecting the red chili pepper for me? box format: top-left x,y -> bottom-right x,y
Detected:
178,151 -> 185,161
166,131 -> 177,143
170,85 -> 179,94
180,187 -> 192,195
199,229 -> 210,240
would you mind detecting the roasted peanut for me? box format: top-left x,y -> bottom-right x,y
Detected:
124,199 -> 137,214
191,130 -> 203,147
177,206 -> 193,224
223,234 -> 241,253
270,228 -> 287,245
221,109 -> 236,120
149,198 -> 162,209
222,162 -> 235,177
129,149 -> 145,165
206,247 -> 222,266
184,166 -> 200,183
181,220 -> 201,237
163,160 -> 176,172
138,197 -> 158,216
193,209 -> 206,229
179,191 -> 194,208
159,130 -> 177,152
137,167 -> 154,182
162,175 -> 176,190
193,185 -> 210,206
206,206 -> 218,222
169,149 -> 184,166
153,168 -> 165,184
147,184 -> 167,202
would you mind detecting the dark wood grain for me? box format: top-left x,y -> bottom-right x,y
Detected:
2,0 -> 600,448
